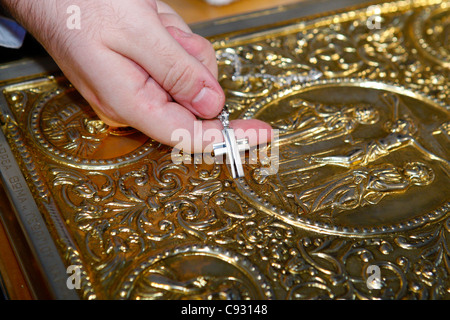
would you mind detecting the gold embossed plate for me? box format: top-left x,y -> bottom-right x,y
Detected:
0,0 -> 448,299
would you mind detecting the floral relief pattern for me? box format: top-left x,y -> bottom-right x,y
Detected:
0,0 -> 449,300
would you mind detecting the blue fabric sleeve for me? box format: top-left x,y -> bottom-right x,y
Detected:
0,16 -> 26,49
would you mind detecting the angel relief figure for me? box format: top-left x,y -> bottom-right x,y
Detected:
254,95 -> 381,189
251,92 -> 447,218
287,161 -> 435,217
272,98 -> 380,146
309,93 -> 450,173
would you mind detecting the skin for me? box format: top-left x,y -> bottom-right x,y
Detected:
1,0 -> 273,153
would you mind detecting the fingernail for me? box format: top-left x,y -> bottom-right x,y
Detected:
192,87 -> 220,118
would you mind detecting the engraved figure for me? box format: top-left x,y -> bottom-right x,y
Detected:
251,91 -> 448,219
288,162 -> 434,217
309,93 -> 450,172
310,119 -> 416,167
272,99 -> 380,145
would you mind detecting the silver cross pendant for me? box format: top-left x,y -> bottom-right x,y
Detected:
213,106 -> 249,179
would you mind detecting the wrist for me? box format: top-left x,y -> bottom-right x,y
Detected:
0,0 -> 39,27
0,0 -> 61,51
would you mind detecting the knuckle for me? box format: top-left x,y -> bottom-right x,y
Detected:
198,36 -> 214,52
90,96 -> 127,126
94,107 -> 126,127
190,36 -> 217,75
192,35 -> 215,58
135,100 -> 159,118
162,61 -> 195,96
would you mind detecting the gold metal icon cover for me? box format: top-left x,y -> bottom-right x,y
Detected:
0,0 -> 448,299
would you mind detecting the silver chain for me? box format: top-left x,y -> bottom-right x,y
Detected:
217,51 -> 323,86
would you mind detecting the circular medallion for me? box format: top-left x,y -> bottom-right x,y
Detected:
118,245 -> 274,300
29,87 -> 159,169
411,4 -> 450,68
237,79 -> 450,236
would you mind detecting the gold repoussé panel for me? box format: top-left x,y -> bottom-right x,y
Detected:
0,0 -> 448,299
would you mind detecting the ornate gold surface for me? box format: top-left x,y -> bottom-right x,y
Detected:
0,0 -> 449,299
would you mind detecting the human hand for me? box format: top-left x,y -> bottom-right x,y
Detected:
2,0 -> 272,153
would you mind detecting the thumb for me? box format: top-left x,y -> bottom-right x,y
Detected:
106,15 -> 224,119
166,26 -> 219,80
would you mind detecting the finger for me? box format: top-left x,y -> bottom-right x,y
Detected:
166,26 -> 218,79
105,65 -> 272,152
104,7 -> 224,119
55,44 -> 154,126
155,0 -> 182,16
59,43 -> 272,153
126,83 -> 273,153
157,10 -> 192,33
156,10 -> 218,78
